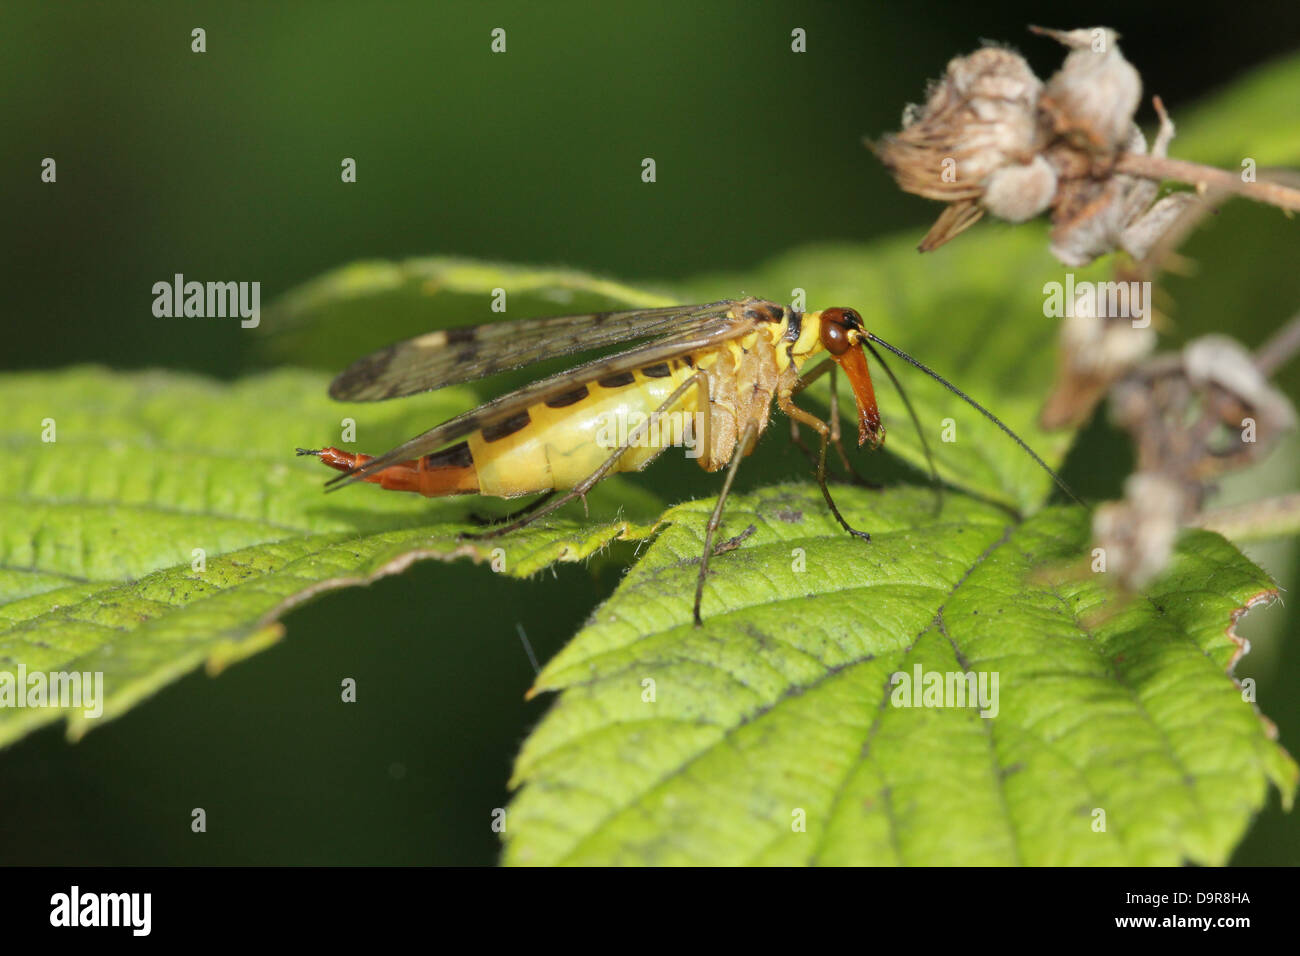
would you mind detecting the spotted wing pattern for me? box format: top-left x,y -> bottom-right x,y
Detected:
329,301 -> 740,401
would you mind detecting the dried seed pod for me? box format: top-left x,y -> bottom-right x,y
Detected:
982,154 -> 1058,222
873,45 -> 1048,247
1118,191 -> 1201,262
1048,169 -> 1139,267
1092,472 -> 1191,591
1093,333 -> 1297,588
1182,335 -> 1298,473
1048,104 -> 1184,267
1033,26 -> 1141,158
875,25 -> 1300,261
1115,336 -> 1296,477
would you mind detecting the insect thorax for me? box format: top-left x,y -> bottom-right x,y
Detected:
691,323 -> 793,471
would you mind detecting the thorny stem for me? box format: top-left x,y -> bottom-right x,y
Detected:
1194,493 -> 1300,542
1114,153 -> 1300,214
1255,310 -> 1300,376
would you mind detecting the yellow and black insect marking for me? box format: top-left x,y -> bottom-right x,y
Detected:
301,297 -> 1077,624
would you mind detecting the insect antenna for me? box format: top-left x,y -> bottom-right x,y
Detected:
862,341 -> 942,508
864,333 -> 1083,506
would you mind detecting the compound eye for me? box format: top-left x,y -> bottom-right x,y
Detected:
842,309 -> 863,328
820,311 -> 851,355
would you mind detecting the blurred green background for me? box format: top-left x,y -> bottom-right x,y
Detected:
2,0 -> 1298,864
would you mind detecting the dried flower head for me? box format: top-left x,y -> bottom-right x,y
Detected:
872,27 -> 1147,255
878,46 -> 1042,201
1092,332 -> 1297,589
1092,472 -> 1189,591
871,25 -> 1300,264
1111,335 -> 1296,484
1047,101 -> 1191,267
871,45 -> 1048,249
1032,26 -> 1141,158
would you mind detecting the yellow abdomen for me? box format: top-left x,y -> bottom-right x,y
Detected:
468,359 -> 700,496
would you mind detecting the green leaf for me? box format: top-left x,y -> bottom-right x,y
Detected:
503,484 -> 1297,866
0,367 -> 664,748
1164,54 -> 1300,168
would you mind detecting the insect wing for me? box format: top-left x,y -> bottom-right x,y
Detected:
328,300 -> 738,401
324,303 -> 764,489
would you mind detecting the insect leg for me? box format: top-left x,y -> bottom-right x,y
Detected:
822,364 -> 878,485
688,362 -> 712,466
693,423 -> 760,627
785,361 -> 826,463
467,491 -> 557,527
460,372 -> 710,541
788,359 -> 875,486
778,390 -> 873,542
788,359 -> 837,466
